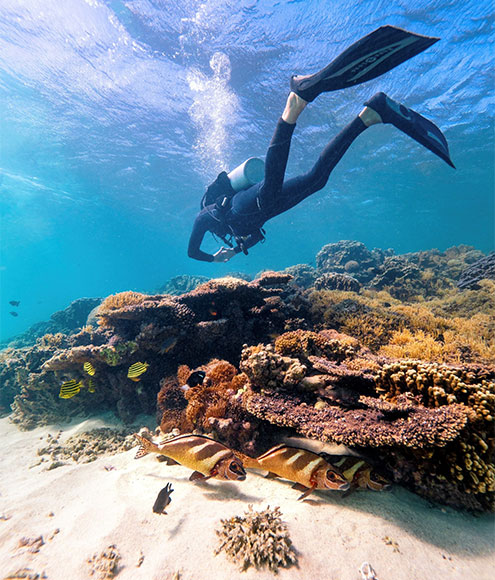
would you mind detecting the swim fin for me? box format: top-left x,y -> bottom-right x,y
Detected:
364,92 -> 455,168
290,25 -> 439,102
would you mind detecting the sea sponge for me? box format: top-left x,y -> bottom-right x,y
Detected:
215,505 -> 297,573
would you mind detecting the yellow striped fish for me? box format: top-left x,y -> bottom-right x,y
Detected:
83,362 -> 96,376
127,362 -> 149,382
88,378 -> 96,393
59,379 -> 83,399
248,444 -> 349,500
134,434 -> 246,482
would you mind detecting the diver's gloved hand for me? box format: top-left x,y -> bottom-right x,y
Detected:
213,247 -> 236,263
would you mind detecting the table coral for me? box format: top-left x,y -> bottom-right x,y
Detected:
215,505 -> 297,573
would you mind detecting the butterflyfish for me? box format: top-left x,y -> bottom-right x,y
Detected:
83,362 -> 96,376
59,379 -> 83,399
88,378 -> 96,393
246,444 -> 349,500
134,433 -> 246,482
152,482 -> 174,515
127,362 -> 149,381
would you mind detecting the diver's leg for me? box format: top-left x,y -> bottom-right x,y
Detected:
257,93 -> 306,211
267,109 -> 374,216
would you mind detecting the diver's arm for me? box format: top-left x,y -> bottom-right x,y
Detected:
233,229 -> 264,255
187,212 -> 215,262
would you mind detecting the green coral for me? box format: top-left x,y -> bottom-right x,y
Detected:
100,342 -> 138,367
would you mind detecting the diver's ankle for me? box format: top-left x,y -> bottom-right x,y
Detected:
282,92 -> 307,124
359,106 -> 382,127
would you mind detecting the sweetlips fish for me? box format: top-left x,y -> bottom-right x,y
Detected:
134,433 -> 246,482
331,456 -> 392,492
243,444 -> 350,500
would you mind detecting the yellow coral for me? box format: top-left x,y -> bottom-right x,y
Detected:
308,284 -> 495,364
96,292 -> 148,327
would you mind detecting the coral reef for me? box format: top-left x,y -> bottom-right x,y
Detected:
87,545 -> 121,579
215,505 -> 297,573
157,360 -> 267,456
458,252 -> 495,290
314,272 -> 362,292
157,274 -> 210,295
316,240 -> 386,283
2,242 -> 494,513
238,332 -> 494,511
368,256 -> 422,299
3,273 -> 308,427
283,264 -> 318,289
308,279 -> 495,364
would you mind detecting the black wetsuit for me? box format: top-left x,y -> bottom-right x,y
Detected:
188,115 -> 367,262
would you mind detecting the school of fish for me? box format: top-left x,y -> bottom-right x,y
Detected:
134,433 -> 391,500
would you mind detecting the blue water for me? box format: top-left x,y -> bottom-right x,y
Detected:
0,0 -> 493,342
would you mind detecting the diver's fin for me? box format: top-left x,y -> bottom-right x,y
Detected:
290,25 -> 439,102
364,92 -> 455,167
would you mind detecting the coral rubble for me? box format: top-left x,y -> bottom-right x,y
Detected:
87,545 -> 121,579
35,428 -> 136,468
215,505 -> 297,573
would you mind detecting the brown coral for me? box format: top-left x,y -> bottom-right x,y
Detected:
274,329 -> 355,362
215,505 -> 297,573
96,292 -> 149,327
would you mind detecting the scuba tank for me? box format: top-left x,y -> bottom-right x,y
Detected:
200,157 -> 265,210
227,157 -> 265,192
200,157 -> 266,255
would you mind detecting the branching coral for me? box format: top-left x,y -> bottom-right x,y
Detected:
215,505 -> 297,573
240,344 -> 307,389
308,282 -> 495,364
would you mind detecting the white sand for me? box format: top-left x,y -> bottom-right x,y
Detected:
0,414 -> 493,580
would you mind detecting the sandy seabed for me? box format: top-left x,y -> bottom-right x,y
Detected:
0,414 -> 493,580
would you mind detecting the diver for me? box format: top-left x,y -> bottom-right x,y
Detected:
187,26 -> 454,263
